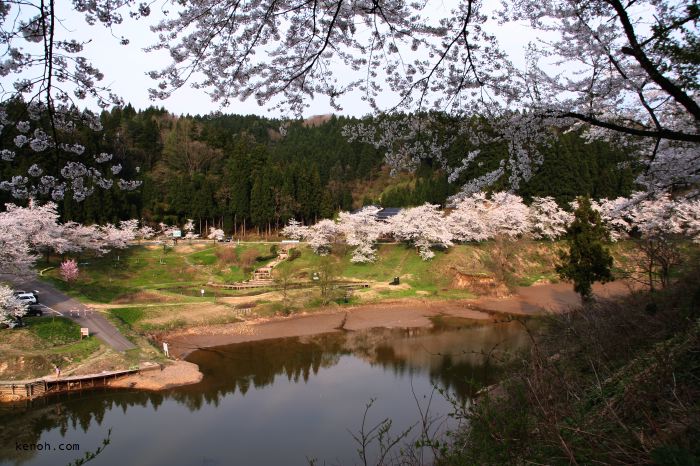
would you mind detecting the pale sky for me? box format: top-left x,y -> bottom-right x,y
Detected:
7,2 -> 541,118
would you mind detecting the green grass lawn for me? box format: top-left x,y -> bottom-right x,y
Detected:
277,243 -> 449,288
40,240 -> 562,305
188,247 -> 218,265
109,307 -> 146,327
41,242 -> 280,303
37,240 -> 651,309
27,316 -> 82,345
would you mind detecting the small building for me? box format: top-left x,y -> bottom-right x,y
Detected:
376,208 -> 402,222
351,205 -> 402,222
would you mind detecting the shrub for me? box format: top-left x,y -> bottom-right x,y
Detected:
288,248 -> 301,261
215,247 -> 239,265
445,268 -> 700,465
238,249 -> 260,268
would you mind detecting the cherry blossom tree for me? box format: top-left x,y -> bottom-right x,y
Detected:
485,192 -> 531,238
0,215 -> 35,275
675,199 -> 700,244
136,224 -> 156,242
337,206 -> 383,263
0,200 -> 146,273
448,192 -> 531,241
183,219 -> 197,241
626,194 -> 685,290
100,220 -> 137,251
0,1 -> 146,201
59,222 -> 107,256
447,192 -> 493,242
1,0 -> 695,200
305,219 -> 341,255
281,219 -> 310,241
282,218 -> 340,255
386,203 -> 453,260
208,227 -> 225,241
157,222 -> 181,244
144,0 -> 698,194
59,259 -> 80,282
528,197 -> 573,240
2,200 -> 67,260
628,194 -> 683,238
281,191 -> 698,267
0,284 -> 27,325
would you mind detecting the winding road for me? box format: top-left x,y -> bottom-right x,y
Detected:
1,274 -> 136,352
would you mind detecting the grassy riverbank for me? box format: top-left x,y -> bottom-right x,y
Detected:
440,267 -> 700,464
40,239 -> 636,308
0,316 -> 164,380
0,239 -> 655,379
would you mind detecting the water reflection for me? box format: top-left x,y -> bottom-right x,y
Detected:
0,318 -> 529,466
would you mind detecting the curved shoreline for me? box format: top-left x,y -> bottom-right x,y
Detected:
166,281 -> 634,359
1,281 -> 632,401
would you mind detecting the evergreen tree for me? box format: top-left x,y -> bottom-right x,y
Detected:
556,196 -> 614,300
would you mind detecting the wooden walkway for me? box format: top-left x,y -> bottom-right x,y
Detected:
209,281 -> 371,291
0,365 -> 160,401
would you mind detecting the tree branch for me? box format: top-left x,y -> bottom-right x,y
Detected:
556,111 -> 700,142
607,0 -> 700,120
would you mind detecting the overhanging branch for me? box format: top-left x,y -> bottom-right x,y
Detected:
556,111 -> 700,143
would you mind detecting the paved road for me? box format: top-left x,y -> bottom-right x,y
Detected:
1,274 -> 136,352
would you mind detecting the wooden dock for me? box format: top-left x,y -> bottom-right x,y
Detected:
0,366 -> 160,402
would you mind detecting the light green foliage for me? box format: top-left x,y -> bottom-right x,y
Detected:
109,307 -> 146,327
188,248 -> 218,265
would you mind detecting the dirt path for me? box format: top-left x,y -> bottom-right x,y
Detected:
166,280 -> 635,359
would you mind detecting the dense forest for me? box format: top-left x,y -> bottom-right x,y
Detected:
0,105 -> 638,234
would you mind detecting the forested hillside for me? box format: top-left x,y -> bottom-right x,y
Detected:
0,104 -> 638,233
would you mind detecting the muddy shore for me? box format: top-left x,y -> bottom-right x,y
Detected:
1,281 -> 633,401
108,360 -> 202,390
166,281 -> 633,359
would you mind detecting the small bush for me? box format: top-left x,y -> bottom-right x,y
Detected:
238,249 -> 260,268
255,253 -> 277,262
288,248 -> 301,261
215,247 -> 239,265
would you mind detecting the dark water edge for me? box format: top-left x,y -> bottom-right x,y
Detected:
0,318 -> 530,466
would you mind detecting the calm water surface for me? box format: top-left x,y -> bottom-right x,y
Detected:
0,318 -> 529,466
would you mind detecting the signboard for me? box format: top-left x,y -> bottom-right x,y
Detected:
80,327 -> 89,338
172,229 -> 182,238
